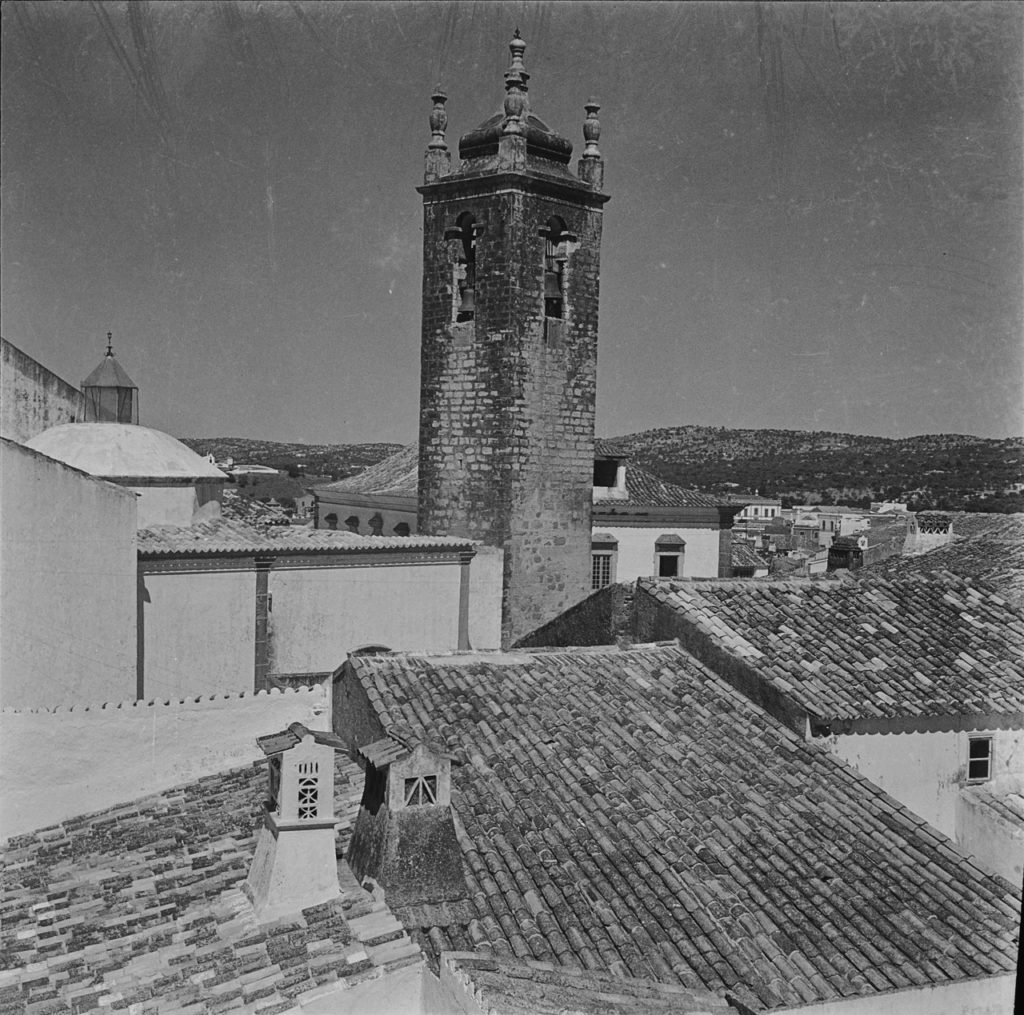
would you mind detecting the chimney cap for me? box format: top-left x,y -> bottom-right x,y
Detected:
255,721 -> 345,757
358,733 -> 457,768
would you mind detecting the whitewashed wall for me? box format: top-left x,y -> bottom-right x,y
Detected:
269,560 -> 465,671
603,525 -> 722,582
0,686 -> 329,840
826,727 -> 1024,840
141,564 -> 256,699
1,441 -> 137,708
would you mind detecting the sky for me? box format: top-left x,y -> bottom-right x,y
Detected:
2,1 -> 1021,444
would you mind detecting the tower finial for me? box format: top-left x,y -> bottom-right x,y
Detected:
582,100 -> 601,159
424,86 -> 452,182
503,29 -> 530,135
106,331 -> 113,356
428,86 -> 448,151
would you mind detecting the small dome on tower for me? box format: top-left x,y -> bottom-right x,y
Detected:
457,30 -> 573,167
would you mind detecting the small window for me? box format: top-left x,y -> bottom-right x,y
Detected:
404,775 -> 438,806
368,513 -> 384,536
592,552 -> 613,589
654,535 -> 685,579
393,522 -> 411,537
345,515 -> 360,533
593,459 -> 618,487
968,737 -> 993,782
324,513 -> 338,530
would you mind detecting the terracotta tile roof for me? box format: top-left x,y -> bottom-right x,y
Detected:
730,542 -> 769,570
345,643 -> 1020,1011
441,953 -> 733,1014
959,785 -> 1024,829
945,512 -> 1024,540
595,465 -> 720,509
641,574 -> 1024,721
0,756 -> 423,1012
255,722 -> 346,756
594,439 -> 630,459
137,517 -> 474,557
313,445 -> 419,498
220,488 -> 292,526
868,519 -> 1024,608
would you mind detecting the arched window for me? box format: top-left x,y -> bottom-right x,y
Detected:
539,216 -> 576,321
445,212 -> 479,322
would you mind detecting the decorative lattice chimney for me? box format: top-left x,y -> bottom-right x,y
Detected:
244,722 -> 346,922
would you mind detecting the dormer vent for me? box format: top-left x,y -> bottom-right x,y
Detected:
243,722 -> 346,923
347,734 -> 466,907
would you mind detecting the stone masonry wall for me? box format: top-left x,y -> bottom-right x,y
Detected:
419,183 -> 602,645
514,582 -> 632,649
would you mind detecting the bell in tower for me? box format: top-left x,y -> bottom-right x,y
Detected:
416,31 -> 609,646
81,333 -> 139,424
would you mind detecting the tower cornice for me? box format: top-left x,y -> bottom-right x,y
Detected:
417,171 -> 610,208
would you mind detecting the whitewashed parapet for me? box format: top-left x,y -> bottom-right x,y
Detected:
0,683 -> 327,715
0,685 -> 331,841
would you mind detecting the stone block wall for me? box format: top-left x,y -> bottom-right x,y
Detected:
418,183 -> 603,645
514,582 -> 632,649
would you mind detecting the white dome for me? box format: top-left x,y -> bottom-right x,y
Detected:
26,424 -> 227,482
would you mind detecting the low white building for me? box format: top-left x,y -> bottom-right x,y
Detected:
313,441 -> 742,587
590,449 -> 739,586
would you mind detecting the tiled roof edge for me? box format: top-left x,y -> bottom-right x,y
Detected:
831,711 -> 1024,736
635,579 -> 812,735
137,537 -> 477,558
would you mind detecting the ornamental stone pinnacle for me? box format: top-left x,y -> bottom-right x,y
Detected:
424,87 -> 451,182
578,100 -> 604,190
583,101 -> 601,158
502,29 -> 530,134
428,87 -> 448,149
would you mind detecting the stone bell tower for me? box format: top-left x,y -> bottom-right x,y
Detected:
417,31 -> 609,646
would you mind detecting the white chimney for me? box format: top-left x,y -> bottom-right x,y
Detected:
244,722 -> 346,923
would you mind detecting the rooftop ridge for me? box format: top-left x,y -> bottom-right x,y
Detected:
348,640 -> 680,668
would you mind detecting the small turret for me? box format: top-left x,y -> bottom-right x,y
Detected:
81,333 -> 138,424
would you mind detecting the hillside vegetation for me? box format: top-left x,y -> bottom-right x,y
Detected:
180,428 -> 1024,513
611,427 -> 1024,512
180,437 -> 403,481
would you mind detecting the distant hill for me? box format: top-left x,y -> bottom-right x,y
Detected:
179,437 -> 403,482
607,426 -> 1024,512
181,427 -> 1024,513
